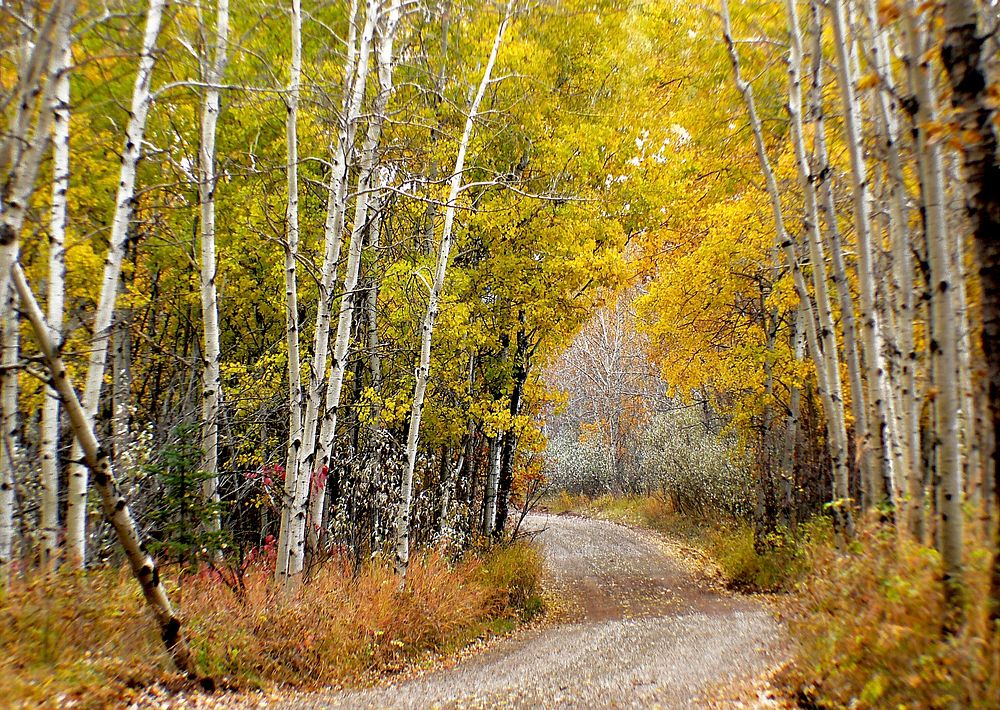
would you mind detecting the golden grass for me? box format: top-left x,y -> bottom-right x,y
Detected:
782,526 -> 999,709
0,542 -> 544,709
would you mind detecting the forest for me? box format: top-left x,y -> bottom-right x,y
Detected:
0,0 -> 998,706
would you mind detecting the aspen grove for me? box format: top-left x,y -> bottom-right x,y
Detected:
0,0 -> 998,702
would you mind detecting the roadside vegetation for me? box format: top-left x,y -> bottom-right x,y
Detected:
545,492 -> 998,708
0,542 -> 543,708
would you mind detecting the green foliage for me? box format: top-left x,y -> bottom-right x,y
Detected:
143,425 -> 228,564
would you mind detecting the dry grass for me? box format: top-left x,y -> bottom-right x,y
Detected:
0,542 -> 544,709
781,526 -> 999,709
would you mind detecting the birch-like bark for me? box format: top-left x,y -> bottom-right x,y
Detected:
482,437 -> 502,535
828,0 -> 896,510
783,0 -> 853,526
860,0 -> 914,511
0,0 -> 74,304
197,0 -> 230,534
11,264 -> 197,675
0,286 -> 18,580
395,3 -> 514,571
304,0 -> 399,569
722,0 -> 854,536
65,0 -> 166,568
940,0 -> 997,620
295,0 -> 363,494
275,0 -> 305,582
806,0 -> 872,511
40,39 -> 71,569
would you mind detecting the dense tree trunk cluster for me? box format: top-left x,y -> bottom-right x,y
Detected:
0,0 -> 631,668
719,0 -> 998,625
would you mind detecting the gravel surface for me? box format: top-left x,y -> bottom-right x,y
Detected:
264,513 -> 786,709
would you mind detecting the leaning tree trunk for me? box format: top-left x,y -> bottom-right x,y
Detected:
12,264 -> 198,677
197,0 -> 230,534
940,0 -> 999,624
66,0 -> 166,568
395,2 -> 513,572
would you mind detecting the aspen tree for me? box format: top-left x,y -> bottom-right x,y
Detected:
805,0 -> 873,511
299,0 -> 381,544
291,0 -> 393,575
859,0 -> 914,511
783,0 -> 853,523
197,0 -> 230,533
11,264 -> 199,676
66,0 -> 167,568
904,3 -> 962,610
828,0 -> 897,509
276,0 -> 305,581
721,0 -> 855,536
395,1 -> 515,571
295,0 -> 363,501
40,40 -> 71,569
940,0 -> 998,621
0,286 -> 18,581
0,0 -> 74,305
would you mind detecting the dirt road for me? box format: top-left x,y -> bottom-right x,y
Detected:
273,513 -> 784,709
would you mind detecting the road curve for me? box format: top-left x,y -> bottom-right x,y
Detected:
278,513 -> 785,709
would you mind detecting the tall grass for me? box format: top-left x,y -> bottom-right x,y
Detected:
0,542 -> 544,708
784,527 -> 999,709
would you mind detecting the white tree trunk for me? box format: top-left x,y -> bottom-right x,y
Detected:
197,0 -> 230,534
11,264 -> 197,676
806,0 -> 872,511
303,0 -> 398,569
721,0 -> 854,536
294,0 -> 363,497
828,0 -> 897,509
275,0 -> 306,582
394,3 -> 513,572
65,0 -> 166,568
483,437 -> 502,535
294,0 -> 380,562
860,0 -> 914,514
783,0 -> 853,522
0,286 -> 19,581
40,39 -> 71,569
0,0 -> 74,303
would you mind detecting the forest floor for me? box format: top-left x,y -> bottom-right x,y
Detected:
217,513 -> 789,708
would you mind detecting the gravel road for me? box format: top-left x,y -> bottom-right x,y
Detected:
273,513 -> 785,709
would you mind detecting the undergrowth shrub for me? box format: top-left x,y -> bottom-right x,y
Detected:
782,526 -> 999,709
0,542 -> 544,708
